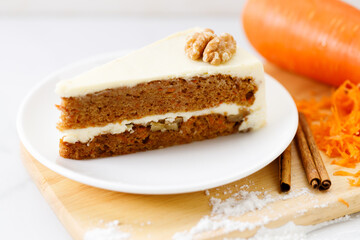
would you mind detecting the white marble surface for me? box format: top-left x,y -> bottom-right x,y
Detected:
3,13 -> 360,240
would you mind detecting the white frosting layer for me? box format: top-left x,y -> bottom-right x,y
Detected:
239,77 -> 266,131
56,28 -> 264,97
62,102 -> 265,143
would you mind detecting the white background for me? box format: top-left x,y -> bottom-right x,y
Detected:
1,0 -> 360,239
1,0 -> 359,16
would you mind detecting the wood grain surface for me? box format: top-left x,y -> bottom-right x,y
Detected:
21,63 -> 360,239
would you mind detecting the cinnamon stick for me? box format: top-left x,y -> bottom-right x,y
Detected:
295,123 -> 321,189
299,112 -> 331,190
279,144 -> 292,192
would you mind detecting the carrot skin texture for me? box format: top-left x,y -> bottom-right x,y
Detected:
242,0 -> 360,86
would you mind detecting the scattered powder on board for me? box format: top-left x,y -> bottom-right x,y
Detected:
211,188 -> 312,217
84,220 -> 131,240
210,190 -> 274,217
83,186 -> 344,240
172,187 -> 333,240
223,216 -> 350,240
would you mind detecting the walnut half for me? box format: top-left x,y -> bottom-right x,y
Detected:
203,33 -> 237,65
185,29 -> 215,60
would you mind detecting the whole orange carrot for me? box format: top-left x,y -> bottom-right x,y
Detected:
242,0 -> 360,86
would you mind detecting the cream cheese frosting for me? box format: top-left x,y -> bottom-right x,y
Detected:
55,28 -> 265,98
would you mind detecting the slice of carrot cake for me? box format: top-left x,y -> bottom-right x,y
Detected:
55,28 -> 266,159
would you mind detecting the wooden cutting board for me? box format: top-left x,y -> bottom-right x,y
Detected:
21,63 -> 360,240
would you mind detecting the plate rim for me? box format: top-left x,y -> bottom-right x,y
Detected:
17,52 -> 298,195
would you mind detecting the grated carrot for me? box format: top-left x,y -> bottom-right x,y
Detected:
338,198 -> 350,208
297,80 -> 360,168
348,178 -> 360,187
333,170 -> 360,177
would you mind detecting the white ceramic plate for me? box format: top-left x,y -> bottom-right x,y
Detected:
17,51 -> 298,195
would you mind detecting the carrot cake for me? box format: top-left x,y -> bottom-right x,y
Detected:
55,28 -> 266,159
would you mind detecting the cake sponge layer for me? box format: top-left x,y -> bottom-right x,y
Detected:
60,113 -> 251,159
57,75 -> 257,130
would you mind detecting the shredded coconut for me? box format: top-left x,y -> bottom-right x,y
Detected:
84,220 -> 131,240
